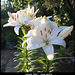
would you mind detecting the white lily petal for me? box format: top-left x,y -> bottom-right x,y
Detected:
51,27 -> 61,37
3,22 -> 18,27
10,21 -> 20,25
41,16 -> 47,24
8,18 -> 12,22
58,26 -> 69,31
31,6 -> 34,13
27,37 -> 45,50
34,9 -> 39,15
22,40 -> 27,48
58,26 -> 73,38
23,17 -> 29,21
24,30 -> 36,37
28,16 -> 42,27
49,21 -> 58,30
14,26 -> 21,35
47,16 -> 52,20
23,17 -> 29,25
8,12 -> 16,20
22,38 -> 32,48
7,12 -> 12,17
43,44 -> 54,60
50,36 -> 66,47
28,5 -> 30,10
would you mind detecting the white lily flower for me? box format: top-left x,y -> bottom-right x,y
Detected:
3,11 -> 28,35
3,5 -> 39,35
23,26 -> 73,60
22,25 -> 66,60
26,5 -> 39,20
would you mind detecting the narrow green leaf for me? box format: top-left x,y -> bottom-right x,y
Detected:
37,59 -> 45,65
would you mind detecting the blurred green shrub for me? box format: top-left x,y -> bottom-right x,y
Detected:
1,18 -> 8,40
1,18 -> 14,38
5,32 -> 18,42
1,18 -> 18,49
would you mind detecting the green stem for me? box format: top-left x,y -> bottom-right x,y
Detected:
47,60 -> 49,72
42,49 -> 50,72
26,48 -> 28,71
21,26 -> 29,72
21,27 -> 26,35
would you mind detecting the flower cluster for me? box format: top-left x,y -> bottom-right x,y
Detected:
3,5 -> 73,60
3,5 -> 39,35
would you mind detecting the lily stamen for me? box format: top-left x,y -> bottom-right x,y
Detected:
48,30 -> 51,35
44,28 -> 46,32
30,14 -> 33,18
49,31 -> 51,34
40,30 -> 43,36
33,25 -> 34,29
45,34 -> 47,38
48,30 -> 50,33
15,18 -> 16,21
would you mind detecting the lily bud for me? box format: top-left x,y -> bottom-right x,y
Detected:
41,16 -> 47,24
58,26 -> 73,38
7,12 -> 12,17
44,16 -> 47,19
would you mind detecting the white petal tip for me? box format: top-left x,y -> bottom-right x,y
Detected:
14,29 -> 19,35
23,35 -> 28,37
35,9 -> 39,14
7,11 -> 9,13
3,25 -> 8,27
3,25 -> 5,27
15,32 -> 19,35
17,33 -> 19,35
47,54 -> 54,60
47,16 -> 52,18
7,11 -> 10,14
68,25 -> 74,31
37,9 -> 39,11
22,40 -> 27,48
70,25 -> 74,29
43,16 -> 47,19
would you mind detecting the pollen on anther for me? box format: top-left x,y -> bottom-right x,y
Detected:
48,30 -> 50,33
49,31 -> 51,34
40,30 -> 43,36
33,25 -> 34,30
15,18 -> 16,21
28,28 -> 31,31
48,30 -> 51,34
12,16 -> 14,19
